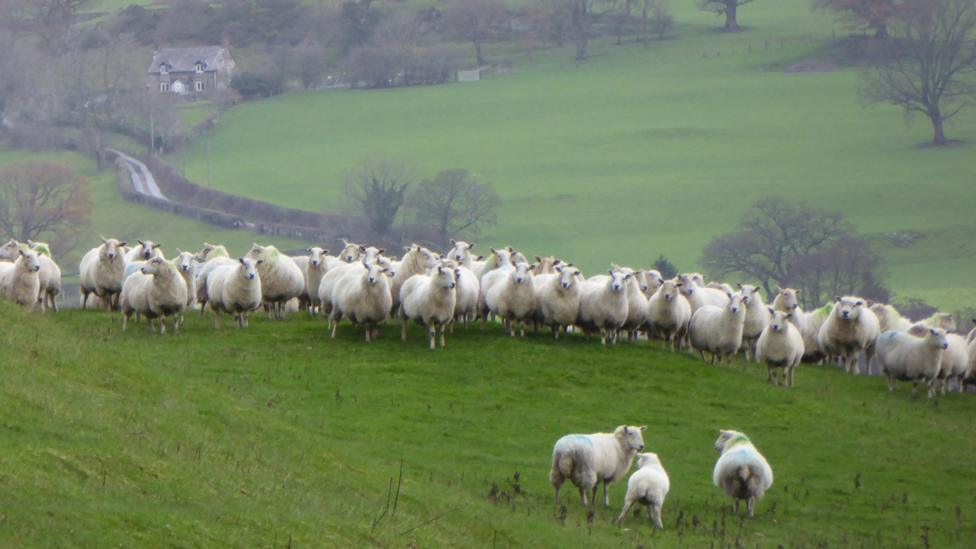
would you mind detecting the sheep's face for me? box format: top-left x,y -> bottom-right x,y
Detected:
434,267 -> 456,290
490,247 -> 512,267
245,243 -> 267,261
363,246 -> 384,265
140,257 -> 166,276
175,252 -> 194,273
375,256 -> 396,278
775,288 -> 800,311
738,284 -> 761,305
714,429 -> 744,453
238,257 -> 260,280
609,270 -> 630,293
137,239 -> 161,260
0,239 -> 19,261
924,328 -> 949,350
834,296 -> 865,321
339,242 -> 362,263
533,256 -> 559,275
615,425 -> 646,452
418,248 -> 438,270
769,310 -> 792,333
659,280 -> 679,302
637,452 -> 661,469
18,250 -> 41,272
931,313 -> 957,332
676,273 -> 697,295
690,273 -> 705,286
100,238 -> 126,261
197,243 -> 216,261
512,250 -> 528,265
728,293 -> 744,315
307,247 -> 328,268
556,267 -> 580,290
512,262 -> 531,285
448,240 -> 472,263
646,270 -> 664,290
365,262 -> 388,285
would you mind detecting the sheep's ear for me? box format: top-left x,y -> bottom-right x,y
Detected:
359,245 -> 367,252
476,255 -> 484,261
362,260 -> 369,269
566,262 -> 574,267
555,265 -> 563,273
306,247 -> 313,254
608,269 -> 614,276
507,246 -> 514,252
490,247 -> 497,254
377,248 -> 385,254
834,295 -> 841,302
152,243 -> 161,249
118,241 -> 127,247
469,242 -> 475,250
767,307 -> 774,315
256,259 -> 264,265
639,426 -> 646,433
855,301 -> 864,307
736,282 -> 743,289
238,257 -> 246,264
322,248 -> 329,254
138,239 -> 145,246
450,239 -> 457,246
794,289 -> 801,295
18,249 -> 25,257
454,268 -> 461,277
752,286 -> 760,294
535,255 -> 542,262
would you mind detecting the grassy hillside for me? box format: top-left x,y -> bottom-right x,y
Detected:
175,0 -> 976,310
1,301 -> 974,545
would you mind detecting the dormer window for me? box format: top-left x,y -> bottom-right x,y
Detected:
159,64 -> 168,74
195,62 -> 205,73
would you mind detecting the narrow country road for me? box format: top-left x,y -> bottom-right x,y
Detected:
109,148 -> 168,201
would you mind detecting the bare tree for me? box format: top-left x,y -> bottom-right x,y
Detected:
408,169 -> 500,240
701,196 -> 851,296
443,0 -> 508,65
698,0 -> 755,31
813,0 -> 905,38
650,0 -> 674,39
862,0 -> 976,145
786,235 -> 889,308
545,0 -> 621,61
0,162 -> 91,257
343,159 -> 413,236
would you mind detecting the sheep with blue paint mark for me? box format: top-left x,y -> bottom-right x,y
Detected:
551,425 -> 646,508
712,430 -> 773,518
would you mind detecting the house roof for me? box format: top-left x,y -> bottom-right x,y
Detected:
148,46 -> 229,74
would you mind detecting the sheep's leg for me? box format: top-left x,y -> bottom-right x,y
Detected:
747,497 -> 756,518
51,293 -> 59,313
767,367 -> 774,384
213,310 -> 221,329
439,323 -> 446,348
886,374 -> 896,392
330,314 -> 339,339
788,366 -> 795,387
616,497 -> 634,525
429,325 -> 436,350
699,350 -> 706,362
652,503 -> 663,529
590,486 -> 598,507
733,499 -> 740,515
551,473 -> 563,505
159,317 -> 168,335
122,312 -> 129,331
519,321 -> 525,338
579,486 -> 587,506
603,481 -> 610,507
81,291 -> 88,310
364,325 -> 371,343
401,317 -> 409,342
911,381 -> 919,399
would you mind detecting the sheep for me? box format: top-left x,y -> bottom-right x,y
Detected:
772,288 -> 831,362
712,430 -> 774,518
195,256 -> 236,312
676,273 -> 729,315
635,269 -> 663,299
336,239 -> 367,263
616,452 -> 670,529
120,256 -> 187,334
968,335 -> 976,387
124,239 -> 164,263
172,251 -> 196,306
317,252 -> 394,316
25,240 -> 62,312
195,242 -> 229,263
486,262 -> 536,337
0,239 -> 20,260
534,265 -> 582,339
578,268 -> 632,345
688,292 -> 746,365
550,425 -> 646,508
440,258 -> 480,327
617,267 -> 649,343
916,312 -> 957,332
79,237 -> 127,310
647,280 -> 692,351
206,258 -> 263,328
400,266 -> 457,350
532,255 -> 562,275
756,309 -> 805,387
304,247 -> 330,314
391,244 -> 436,315
870,303 -> 914,332
935,333 -> 970,395
737,284 -> 770,361
0,249 -> 41,309
875,327 -> 948,398
477,247 -> 519,320
330,261 -> 393,342
817,296 -> 880,374
246,243 -> 305,320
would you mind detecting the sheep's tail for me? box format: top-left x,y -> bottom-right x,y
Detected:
738,465 -> 752,482
555,450 -> 576,479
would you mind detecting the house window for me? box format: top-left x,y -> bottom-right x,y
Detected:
195,62 -> 205,73
195,81 -> 204,92
160,64 -> 168,75
160,82 -> 170,92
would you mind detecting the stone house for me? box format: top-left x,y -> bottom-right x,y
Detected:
148,46 -> 235,96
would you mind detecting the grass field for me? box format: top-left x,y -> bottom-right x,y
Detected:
172,0 -> 976,311
1,301 -> 975,545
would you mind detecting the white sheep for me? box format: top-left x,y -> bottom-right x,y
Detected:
120,256 -> 187,334
304,247 -> 330,314
0,239 -> 20,260
616,452 -> 670,529
936,333 -> 969,395
532,255 -> 562,275
870,303 -> 914,332
330,261 -> 393,342
689,292 -> 746,365
772,288 -> 832,362
400,266 -> 457,350
79,238 -> 127,310
246,243 -> 305,320
738,284 -> 770,361
647,280 -> 691,351
172,251 -> 196,307
756,309 -> 805,387
578,268 -> 632,345
676,273 -> 729,315
1,240 -> 60,312
636,269 -> 664,299
486,262 -> 536,337
439,258 -> 480,327
0,249 -> 41,309
124,239 -> 164,263
206,257 -> 263,328
317,252 -> 394,316
875,328 -> 948,399
817,296 -> 880,374
195,242 -> 229,263
195,256 -> 236,312
617,267 -> 649,343
534,265 -> 582,339
713,430 -> 774,518
391,244 -> 436,315
477,247 -> 519,320
447,239 -> 488,278
916,312 -> 957,332
550,425 -> 646,507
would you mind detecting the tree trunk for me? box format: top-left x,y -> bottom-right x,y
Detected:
930,111 -> 947,146
572,1 -> 588,61
474,38 -> 485,66
724,2 -> 739,31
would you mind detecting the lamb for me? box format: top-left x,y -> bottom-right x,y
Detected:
246,243 -> 305,320
817,296 -> 880,374
756,309 -> 805,387
676,273 -> 729,315
27,240 -> 62,312
688,292 -> 746,365
391,245 -> 437,315
440,258 -> 480,327
330,261 -> 393,342
399,266 -> 457,350
79,237 -> 127,310
534,265 -> 582,339
875,327 -> 948,398
738,284 -> 770,361
120,256 -> 187,334
772,288 -> 831,362
486,262 -> 536,337
124,239 -> 164,263
206,258 -> 263,328
647,280 -> 692,351
713,430 -> 774,518
304,247 -> 330,313
550,425 -> 646,507
578,268 -> 632,345
616,452 -> 670,529
0,249 -> 41,309
870,303 -> 914,332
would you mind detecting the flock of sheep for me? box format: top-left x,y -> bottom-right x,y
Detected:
1,237 -> 974,398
